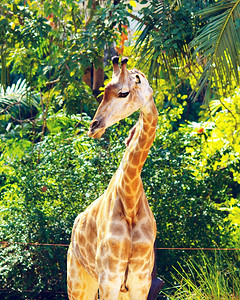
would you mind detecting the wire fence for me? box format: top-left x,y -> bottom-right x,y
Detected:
1,240 -> 239,296
1,240 -> 240,251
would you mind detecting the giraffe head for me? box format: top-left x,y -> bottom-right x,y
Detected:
88,56 -> 153,138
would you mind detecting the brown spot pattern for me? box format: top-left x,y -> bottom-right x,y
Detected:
126,165 -> 136,179
110,223 -> 124,236
131,151 -> 141,166
141,223 -> 153,239
86,243 -> 95,264
132,230 -> 141,242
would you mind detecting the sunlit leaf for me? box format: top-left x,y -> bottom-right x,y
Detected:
191,0 -> 240,100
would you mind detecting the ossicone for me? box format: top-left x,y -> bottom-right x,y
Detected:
112,56 -> 120,76
120,57 -> 129,77
121,57 -> 128,66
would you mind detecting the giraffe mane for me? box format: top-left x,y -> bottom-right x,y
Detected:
124,124 -> 137,147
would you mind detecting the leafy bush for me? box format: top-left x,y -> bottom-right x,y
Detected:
0,112 -> 129,298
1,1 -> 239,298
143,108 -> 237,284
1,104 -> 239,297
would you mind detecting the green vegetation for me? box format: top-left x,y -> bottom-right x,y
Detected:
166,251 -> 240,299
0,0 -> 240,299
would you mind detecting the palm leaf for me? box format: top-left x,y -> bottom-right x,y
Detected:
0,79 -> 39,110
190,0 -> 240,100
134,1 -> 184,83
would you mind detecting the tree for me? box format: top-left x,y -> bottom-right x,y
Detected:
134,1 -> 212,78
133,0 -> 240,101
0,0 -> 131,114
190,0 -> 240,99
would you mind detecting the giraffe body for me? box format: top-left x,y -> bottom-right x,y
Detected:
67,57 -> 158,300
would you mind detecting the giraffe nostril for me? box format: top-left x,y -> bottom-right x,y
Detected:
91,120 -> 100,130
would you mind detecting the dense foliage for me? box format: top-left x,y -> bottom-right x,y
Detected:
0,117 -> 122,298
0,0 -> 240,299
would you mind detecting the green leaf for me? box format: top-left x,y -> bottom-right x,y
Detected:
191,0 -> 240,100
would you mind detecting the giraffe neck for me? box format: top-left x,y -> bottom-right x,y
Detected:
117,96 -> 158,217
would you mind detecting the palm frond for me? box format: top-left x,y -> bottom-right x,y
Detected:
134,1 -> 180,82
0,79 -> 39,110
190,0 -> 240,100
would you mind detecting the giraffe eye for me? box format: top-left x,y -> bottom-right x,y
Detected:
118,91 -> 129,98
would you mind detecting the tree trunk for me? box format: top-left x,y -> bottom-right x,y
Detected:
1,47 -> 7,92
92,57 -> 104,103
82,66 -> 92,88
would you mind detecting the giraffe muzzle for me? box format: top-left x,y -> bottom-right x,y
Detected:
88,119 -> 106,139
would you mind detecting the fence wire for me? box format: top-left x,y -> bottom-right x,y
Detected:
1,240 -> 239,296
1,241 -> 240,251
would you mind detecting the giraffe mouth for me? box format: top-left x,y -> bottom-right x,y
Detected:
88,127 -> 106,139
88,119 -> 106,138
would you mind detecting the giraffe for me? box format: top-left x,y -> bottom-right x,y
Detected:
67,56 -> 159,300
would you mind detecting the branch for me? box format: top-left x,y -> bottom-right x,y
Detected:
0,100 -> 22,114
45,79 -> 60,86
8,115 -> 36,124
128,12 -> 159,33
0,4 -> 14,17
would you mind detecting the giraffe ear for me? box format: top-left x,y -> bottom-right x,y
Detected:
136,74 -> 141,84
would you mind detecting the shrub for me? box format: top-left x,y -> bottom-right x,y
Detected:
0,115 -> 125,298
143,112 -> 236,284
0,106 -> 238,297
